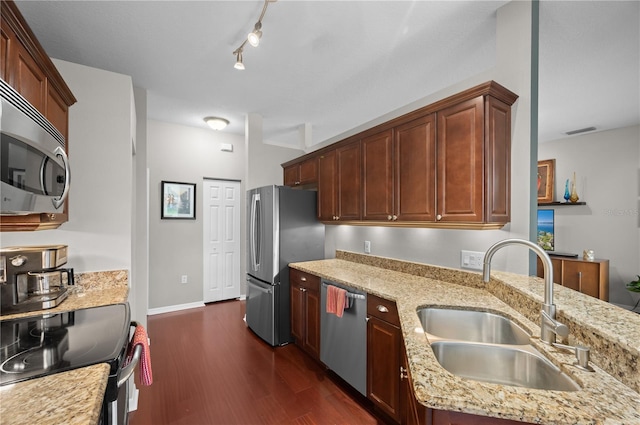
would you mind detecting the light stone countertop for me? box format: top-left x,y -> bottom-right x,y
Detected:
0,270 -> 129,425
290,251 -> 640,425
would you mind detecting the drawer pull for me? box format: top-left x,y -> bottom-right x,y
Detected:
376,305 -> 389,313
300,277 -> 307,282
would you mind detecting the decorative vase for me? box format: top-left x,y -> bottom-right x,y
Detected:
569,172 -> 579,203
563,179 -> 570,203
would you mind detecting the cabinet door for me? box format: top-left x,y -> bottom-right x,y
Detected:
317,150 -> 337,220
400,345 -> 426,425
336,141 -> 362,220
395,114 -> 436,222
367,315 -> 401,423
1,20 -> 11,81
304,285 -> 321,360
562,261 -> 602,299
484,96 -> 511,223
436,97 -> 484,222
299,157 -> 318,185
290,280 -> 305,344
12,41 -> 47,112
284,164 -> 300,187
362,129 -> 394,221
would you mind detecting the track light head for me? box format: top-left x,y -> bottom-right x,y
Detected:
248,22 -> 262,47
234,49 -> 245,70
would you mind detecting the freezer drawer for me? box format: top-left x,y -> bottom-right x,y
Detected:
246,276 -> 276,346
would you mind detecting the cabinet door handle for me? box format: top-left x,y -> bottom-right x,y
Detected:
392,215 -> 398,221
300,277 -> 307,282
376,305 -> 389,313
436,214 -> 442,221
400,366 -> 408,380
388,215 -> 393,221
578,272 -> 582,292
299,287 -> 307,292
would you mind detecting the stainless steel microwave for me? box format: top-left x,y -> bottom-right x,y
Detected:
1,79 -> 70,215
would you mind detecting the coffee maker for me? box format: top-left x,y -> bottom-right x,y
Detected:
0,245 -> 74,315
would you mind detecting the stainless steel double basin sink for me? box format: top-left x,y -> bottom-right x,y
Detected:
417,307 -> 580,391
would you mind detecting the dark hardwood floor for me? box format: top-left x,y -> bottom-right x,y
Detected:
128,300 -> 384,425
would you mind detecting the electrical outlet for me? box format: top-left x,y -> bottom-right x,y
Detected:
364,240 -> 371,254
460,250 -> 485,271
181,275 -> 188,284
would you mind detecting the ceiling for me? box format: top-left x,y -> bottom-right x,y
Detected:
14,1 -> 639,149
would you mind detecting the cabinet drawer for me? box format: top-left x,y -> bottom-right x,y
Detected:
367,294 -> 400,326
290,268 -> 320,290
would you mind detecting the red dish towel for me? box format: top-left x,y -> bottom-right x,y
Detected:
126,325 -> 153,386
326,285 -> 348,318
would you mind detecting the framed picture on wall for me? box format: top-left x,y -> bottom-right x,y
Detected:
161,181 -> 196,219
537,159 -> 555,203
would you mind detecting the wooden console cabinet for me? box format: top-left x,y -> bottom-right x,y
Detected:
536,256 -> 609,301
1,0 -> 76,231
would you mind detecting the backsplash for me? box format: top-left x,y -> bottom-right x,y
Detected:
73,269 -> 128,291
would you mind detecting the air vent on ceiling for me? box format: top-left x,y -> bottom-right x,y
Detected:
565,126 -> 597,136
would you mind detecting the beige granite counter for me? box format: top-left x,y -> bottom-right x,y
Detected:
0,270 -> 129,425
0,364 -> 109,425
290,251 -> 640,425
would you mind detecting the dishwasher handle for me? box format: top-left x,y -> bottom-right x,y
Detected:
117,321 -> 143,387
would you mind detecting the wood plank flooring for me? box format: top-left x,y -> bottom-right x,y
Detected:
128,300 -> 384,425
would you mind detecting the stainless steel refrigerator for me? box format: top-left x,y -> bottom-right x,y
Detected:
246,185 -> 325,346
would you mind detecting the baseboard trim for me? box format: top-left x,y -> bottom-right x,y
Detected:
147,302 -> 205,315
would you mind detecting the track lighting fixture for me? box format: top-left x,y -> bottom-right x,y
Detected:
204,116 -> 230,130
232,0 -> 276,69
233,49 -> 245,70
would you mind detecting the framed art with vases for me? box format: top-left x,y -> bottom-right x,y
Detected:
537,159 -> 555,203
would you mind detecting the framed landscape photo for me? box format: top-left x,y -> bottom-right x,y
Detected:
537,159 -> 555,203
161,181 -> 196,219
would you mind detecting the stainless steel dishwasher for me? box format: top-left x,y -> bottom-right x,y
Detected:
320,279 -> 367,395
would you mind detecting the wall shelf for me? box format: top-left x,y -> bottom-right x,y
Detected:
538,201 -> 586,207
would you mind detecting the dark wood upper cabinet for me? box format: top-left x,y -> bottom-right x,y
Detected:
0,0 -> 76,232
283,81 -> 517,229
284,157 -> 318,188
362,129 -> 394,220
394,114 -> 437,222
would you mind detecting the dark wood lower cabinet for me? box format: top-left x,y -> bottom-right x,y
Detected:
289,268 -> 321,361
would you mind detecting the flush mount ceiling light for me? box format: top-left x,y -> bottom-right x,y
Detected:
204,116 -> 230,130
232,0 -> 276,70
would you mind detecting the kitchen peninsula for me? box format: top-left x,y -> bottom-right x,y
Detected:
290,251 -> 640,424
0,271 -> 129,425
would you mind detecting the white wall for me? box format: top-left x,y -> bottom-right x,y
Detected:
147,120 -> 245,310
1,60 -> 134,275
327,1 -> 534,275
245,113 -> 304,190
539,125 -> 640,307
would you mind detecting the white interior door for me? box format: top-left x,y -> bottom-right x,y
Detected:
203,179 -> 241,303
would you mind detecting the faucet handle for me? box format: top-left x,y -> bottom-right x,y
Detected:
541,310 -> 569,339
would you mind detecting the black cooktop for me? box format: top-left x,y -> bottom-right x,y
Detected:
0,303 -> 130,386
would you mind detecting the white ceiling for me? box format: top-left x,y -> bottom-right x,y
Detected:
14,1 -> 639,149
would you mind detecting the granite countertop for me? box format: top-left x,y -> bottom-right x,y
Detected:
290,251 -> 640,425
0,270 -> 129,425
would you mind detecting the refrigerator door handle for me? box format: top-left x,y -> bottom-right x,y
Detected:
250,193 -> 261,272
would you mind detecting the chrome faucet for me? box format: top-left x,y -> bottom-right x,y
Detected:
482,238 -> 568,344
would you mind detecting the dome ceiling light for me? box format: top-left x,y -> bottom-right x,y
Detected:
204,116 -> 230,130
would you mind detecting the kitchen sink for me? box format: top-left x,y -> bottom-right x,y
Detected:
430,341 -> 581,392
417,307 -> 531,345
